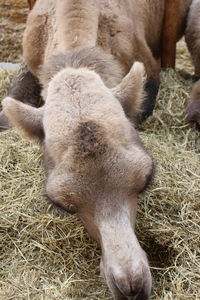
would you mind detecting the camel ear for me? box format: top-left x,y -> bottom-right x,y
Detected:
2,97 -> 44,140
111,62 -> 146,118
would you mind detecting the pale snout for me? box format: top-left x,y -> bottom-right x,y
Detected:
100,249 -> 151,300
97,200 -> 152,300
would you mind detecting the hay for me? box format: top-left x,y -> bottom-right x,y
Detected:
0,0 -> 27,63
0,47 -> 200,299
176,39 -> 194,74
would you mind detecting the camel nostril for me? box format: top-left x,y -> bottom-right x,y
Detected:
113,274 -> 143,298
103,264 -> 152,300
135,286 -> 150,300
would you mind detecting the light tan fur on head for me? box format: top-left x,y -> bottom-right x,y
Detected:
3,64 -> 145,145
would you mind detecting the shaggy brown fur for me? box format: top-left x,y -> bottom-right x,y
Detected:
23,0 -> 167,120
38,47 -> 126,89
74,121 -> 107,159
185,0 -> 200,127
1,0 -> 199,126
22,0 -> 200,125
9,67 -> 42,107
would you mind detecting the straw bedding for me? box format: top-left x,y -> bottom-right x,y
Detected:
0,45 -> 200,299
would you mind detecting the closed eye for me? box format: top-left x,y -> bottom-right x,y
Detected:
44,192 -> 77,214
139,162 -> 155,194
44,192 -> 68,211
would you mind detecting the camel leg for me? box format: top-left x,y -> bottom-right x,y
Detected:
161,0 -> 180,68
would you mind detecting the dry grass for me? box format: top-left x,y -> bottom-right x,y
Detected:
0,0 -> 27,63
0,43 -> 200,300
